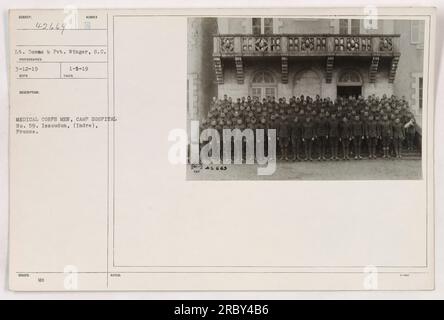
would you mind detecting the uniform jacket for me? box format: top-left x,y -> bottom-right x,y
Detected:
268,119 -> 278,129
365,120 -> 380,138
290,122 -> 302,138
302,121 -> 316,139
404,120 -> 416,135
277,121 -> 290,138
340,121 -> 352,139
316,118 -> 329,137
328,119 -> 340,137
351,120 -> 364,136
256,122 -> 267,131
392,123 -> 405,139
380,120 -> 393,138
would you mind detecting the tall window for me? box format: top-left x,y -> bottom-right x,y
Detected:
411,20 -> 424,44
337,70 -> 363,86
339,19 -> 360,34
251,87 -> 262,98
264,18 -> 273,34
339,19 -> 348,34
251,71 -> 276,100
419,77 -> 423,109
252,18 -> 274,35
351,19 -> 360,34
252,18 -> 261,35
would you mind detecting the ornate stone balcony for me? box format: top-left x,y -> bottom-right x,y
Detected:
214,34 -> 400,57
213,34 -> 401,84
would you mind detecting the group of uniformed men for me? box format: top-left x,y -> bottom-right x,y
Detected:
201,94 -> 418,161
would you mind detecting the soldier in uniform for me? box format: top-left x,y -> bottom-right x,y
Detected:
298,109 -> 306,123
248,117 -> 258,162
268,115 -> 278,161
221,94 -> 229,108
216,118 -> 225,159
316,113 -> 329,161
290,116 -> 302,161
375,114 -> 383,156
302,117 -> 315,161
340,116 -> 352,160
329,113 -> 340,160
277,115 -> 290,161
255,117 -> 267,159
259,117 -> 268,157
200,93 -> 415,162
233,118 -> 246,162
206,119 -> 218,158
239,102 -> 246,117
380,114 -> 393,158
336,104 -> 344,120
365,114 -> 380,159
392,118 -> 405,158
404,116 -> 416,151
226,119 -> 233,130
198,119 -> 209,161
351,115 -> 364,160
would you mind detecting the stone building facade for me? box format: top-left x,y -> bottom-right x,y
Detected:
188,18 -> 424,125
187,18 -> 218,121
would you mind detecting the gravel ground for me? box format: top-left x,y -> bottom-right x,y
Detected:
187,158 -> 422,180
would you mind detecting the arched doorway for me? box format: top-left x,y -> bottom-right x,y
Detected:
251,71 -> 277,100
337,70 -> 363,98
293,69 -> 321,99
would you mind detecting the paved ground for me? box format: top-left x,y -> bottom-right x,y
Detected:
187,158 -> 422,180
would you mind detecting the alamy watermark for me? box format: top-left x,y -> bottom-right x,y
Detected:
168,120 -> 277,175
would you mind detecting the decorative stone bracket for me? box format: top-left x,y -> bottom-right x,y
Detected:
369,55 -> 380,83
389,55 -> 400,83
234,56 -> 244,84
281,57 -> 288,84
213,57 -> 224,84
326,56 -> 334,83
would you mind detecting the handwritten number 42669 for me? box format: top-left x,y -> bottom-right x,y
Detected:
35,22 -> 66,34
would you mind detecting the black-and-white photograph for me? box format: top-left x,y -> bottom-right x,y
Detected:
187,17 -> 426,180
4,6 -> 437,294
